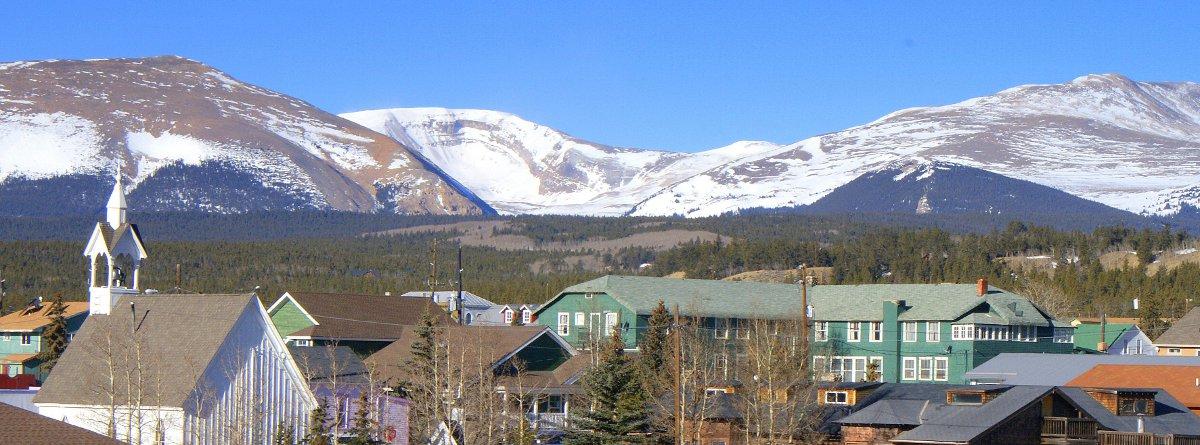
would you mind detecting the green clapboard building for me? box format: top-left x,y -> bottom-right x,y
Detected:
533,275 -> 1074,384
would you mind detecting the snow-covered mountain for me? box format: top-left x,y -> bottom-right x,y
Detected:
0,57 -> 490,216
340,107 -> 777,215
4,57 -> 1198,222
630,74 -> 1200,217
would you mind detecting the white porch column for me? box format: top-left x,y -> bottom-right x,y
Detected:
88,255 -> 96,287
131,261 -> 140,290
105,255 -> 114,287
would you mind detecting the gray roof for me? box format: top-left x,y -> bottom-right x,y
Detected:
833,383 -> 952,427
0,401 -> 124,444
1157,307 -> 1200,346
541,275 -> 1060,325
966,353 -> 1200,385
1058,387 -> 1200,435
889,385 -> 1054,443
288,345 -> 370,386
401,290 -> 496,309
34,294 -> 257,407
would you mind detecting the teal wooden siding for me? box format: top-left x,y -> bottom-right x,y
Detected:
0,312 -> 88,380
269,298 -> 316,337
814,312 -> 1072,384
535,292 -> 638,349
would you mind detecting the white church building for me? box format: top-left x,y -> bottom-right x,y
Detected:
34,176 -> 318,445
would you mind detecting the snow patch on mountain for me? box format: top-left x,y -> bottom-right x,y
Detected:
0,112 -> 105,180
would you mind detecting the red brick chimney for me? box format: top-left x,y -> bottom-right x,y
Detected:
977,278 -> 988,296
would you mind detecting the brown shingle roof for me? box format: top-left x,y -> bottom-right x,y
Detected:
364,325 -> 550,385
0,301 -> 89,332
34,294 -> 257,407
284,292 -> 451,341
1157,307 -> 1200,346
1067,364 -> 1200,412
0,401 -> 123,444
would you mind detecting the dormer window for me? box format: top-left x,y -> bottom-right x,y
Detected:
522,309 -> 532,324
1119,398 -> 1152,416
824,390 -> 849,405
949,392 -> 984,405
946,387 -> 1006,405
504,309 -> 514,324
1084,388 -> 1156,416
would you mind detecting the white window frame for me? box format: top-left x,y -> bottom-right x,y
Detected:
824,390 -> 849,405
918,357 -> 933,381
813,356 -> 827,374
503,309 -> 514,324
1168,348 -> 1182,355
952,324 -> 975,340
827,356 -> 870,382
869,356 -> 883,380
735,319 -> 750,340
574,312 -> 585,326
522,309 -> 532,324
20,334 -> 32,346
870,321 -> 883,342
903,322 -> 918,342
934,357 -> 948,381
604,312 -> 619,335
714,318 -> 730,339
902,357 -> 917,380
926,322 -> 941,342
1,333 -> 9,342
293,339 -> 313,347
557,312 -> 570,336
814,321 -> 828,342
847,322 -> 861,342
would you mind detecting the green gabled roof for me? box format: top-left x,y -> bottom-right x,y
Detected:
541,275 -> 1062,325
1073,323 -> 1136,351
552,275 -> 806,319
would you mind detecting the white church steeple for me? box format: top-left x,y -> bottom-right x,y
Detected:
106,174 -> 127,228
84,174 -> 148,315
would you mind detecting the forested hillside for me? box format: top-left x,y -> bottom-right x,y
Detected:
1,213 -> 1196,338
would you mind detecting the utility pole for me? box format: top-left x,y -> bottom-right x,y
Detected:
175,263 -> 181,292
799,264 -> 810,364
673,303 -> 683,445
456,246 -> 464,323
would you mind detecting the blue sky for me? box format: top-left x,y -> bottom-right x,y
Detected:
3,2 -> 1197,152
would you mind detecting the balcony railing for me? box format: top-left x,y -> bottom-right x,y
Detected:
527,412 -> 568,432
1097,431 -> 1200,445
1044,417 -> 1099,440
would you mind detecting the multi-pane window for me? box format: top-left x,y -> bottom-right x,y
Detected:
847,322 -> 861,342
522,309 -> 532,324
1009,325 -> 1036,342
604,312 -> 619,335
575,312 -> 585,326
824,391 -> 849,405
20,334 -> 31,345
902,357 -> 917,380
814,322 -> 828,341
1053,327 -> 1074,343
735,319 -> 750,340
926,322 -> 941,342
870,322 -> 883,342
813,356 -> 827,374
1,333 -> 8,342
504,310 -> 514,324
557,312 -> 570,336
828,356 -> 868,382
952,324 -> 974,340
934,357 -> 948,381
713,318 -> 730,339
918,357 -> 933,380
903,322 -> 918,342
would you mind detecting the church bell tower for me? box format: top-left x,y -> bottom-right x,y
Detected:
83,174 -> 148,315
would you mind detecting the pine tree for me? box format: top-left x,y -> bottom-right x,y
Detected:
347,391 -> 376,445
638,300 -> 671,390
273,422 -> 294,445
305,398 -> 331,445
566,328 -> 652,444
406,308 -> 445,443
36,293 -> 68,373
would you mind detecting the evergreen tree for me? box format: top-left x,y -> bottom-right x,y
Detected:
566,328 -> 652,444
638,300 -> 671,389
406,308 -> 446,443
347,391 -> 376,445
36,293 -> 68,373
304,398 -> 331,445
273,422 -> 294,445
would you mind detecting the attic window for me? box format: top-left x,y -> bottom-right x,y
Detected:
1118,398 -> 1152,416
947,391 -> 985,405
824,390 -> 849,405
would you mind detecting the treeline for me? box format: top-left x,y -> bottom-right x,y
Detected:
648,222 -> 1195,332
